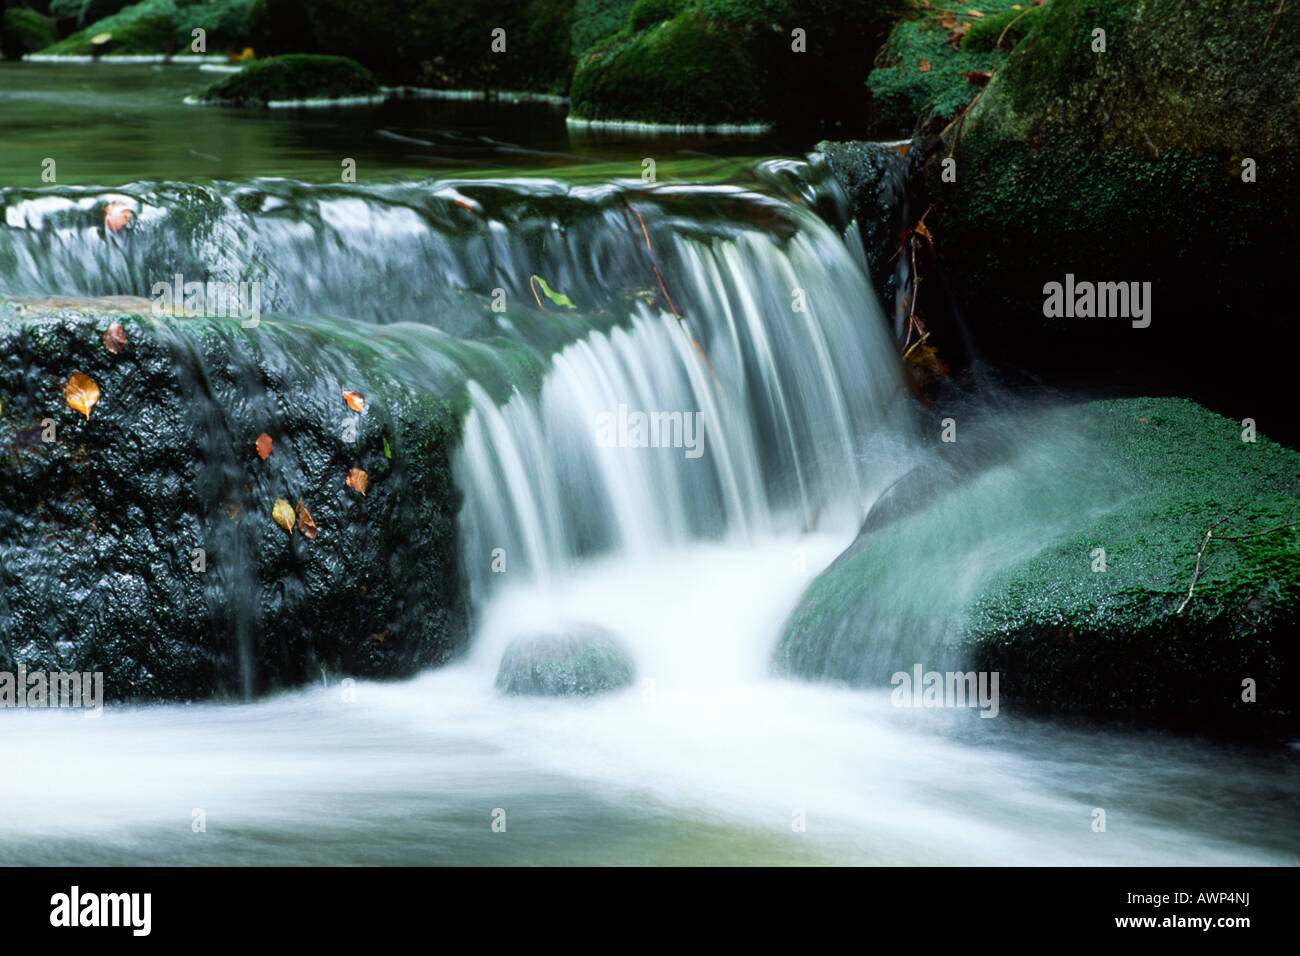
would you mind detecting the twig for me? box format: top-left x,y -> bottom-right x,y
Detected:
996,7 -> 1035,51
1265,0 -> 1286,46
1177,507 -> 1298,614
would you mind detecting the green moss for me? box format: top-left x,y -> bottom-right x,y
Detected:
865,0 -> 1023,133
199,53 -> 380,105
570,11 -> 764,123
573,1 -> 903,126
961,4 -> 1042,52
572,0 -> 638,51
44,0 -> 262,56
628,0 -> 684,30
778,398 -> 1300,732
3,8 -> 58,53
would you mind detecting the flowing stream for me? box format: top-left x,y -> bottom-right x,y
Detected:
1,65 -> 1298,865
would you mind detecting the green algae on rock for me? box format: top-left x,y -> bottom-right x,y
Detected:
777,398 -> 1300,733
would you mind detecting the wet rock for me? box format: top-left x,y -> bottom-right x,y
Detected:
495,625 -> 635,697
778,398 -> 1300,735
930,0 -> 1300,440
0,298 -> 470,701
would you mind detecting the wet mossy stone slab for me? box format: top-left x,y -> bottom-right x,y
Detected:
778,398 -> 1300,734
0,298 -> 507,701
496,625 -> 635,696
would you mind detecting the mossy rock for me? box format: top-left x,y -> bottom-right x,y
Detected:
198,53 -> 380,105
2,8 -> 58,56
496,625 -> 636,696
931,0 -> 1300,429
777,397 -> 1300,734
865,0 -> 1025,134
43,0 -> 263,56
961,4 -> 1044,52
572,0 -> 637,51
571,1 -> 904,128
0,297 -> 471,702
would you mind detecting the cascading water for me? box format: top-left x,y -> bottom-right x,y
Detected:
1,157 -> 1297,866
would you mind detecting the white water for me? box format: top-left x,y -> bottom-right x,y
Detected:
2,536 -> 1295,865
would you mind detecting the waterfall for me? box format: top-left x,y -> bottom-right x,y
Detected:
453,161 -> 918,612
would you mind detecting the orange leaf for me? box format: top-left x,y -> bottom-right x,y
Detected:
918,59 -> 932,72
938,14 -> 957,27
66,372 -> 100,419
346,468 -> 368,496
102,322 -> 127,355
272,498 -> 295,534
104,202 -> 132,233
342,390 -> 365,412
967,8 -> 984,16
256,432 -> 273,460
296,499 -> 317,539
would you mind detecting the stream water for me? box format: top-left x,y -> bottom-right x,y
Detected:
1,62 -> 1297,866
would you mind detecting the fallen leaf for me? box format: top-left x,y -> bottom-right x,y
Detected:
296,499 -> 317,539
272,498 -> 295,534
104,202 -> 132,233
342,390 -> 365,412
963,71 -> 995,84
368,629 -> 388,643
102,322 -> 127,355
914,221 -> 934,242
918,59 -> 932,72
66,372 -> 100,419
382,434 -> 392,459
530,275 -> 577,310
938,14 -> 957,27
967,8 -> 984,16
256,432 -> 273,460
346,468 -> 368,496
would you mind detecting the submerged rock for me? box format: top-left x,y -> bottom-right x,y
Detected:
777,398 -> 1300,734
495,625 -> 635,697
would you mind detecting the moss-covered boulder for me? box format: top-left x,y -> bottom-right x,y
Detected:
777,397 -> 1300,734
2,8 -> 58,57
866,0 -> 1031,134
42,0 -> 263,56
930,0 -> 1300,437
0,297 -> 474,701
496,625 -> 636,696
569,0 -> 905,128
197,53 -> 380,105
